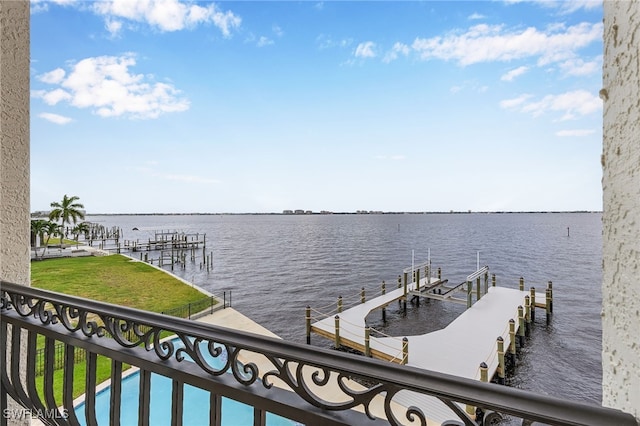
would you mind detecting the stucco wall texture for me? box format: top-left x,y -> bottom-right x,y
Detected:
0,1 -> 30,286
0,2 -> 30,425
602,0 -> 640,420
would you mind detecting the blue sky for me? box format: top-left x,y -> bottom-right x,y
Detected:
30,0 -> 604,214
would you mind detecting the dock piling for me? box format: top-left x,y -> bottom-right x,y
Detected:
497,336 -> 505,384
305,306 -> 311,344
547,281 -> 553,312
334,316 -> 341,349
508,319 -> 516,366
480,362 -> 488,383
476,277 -> 481,301
360,287 -> 365,304
519,277 -> 524,291
517,306 -> 525,347
524,295 -> 531,335
337,296 -> 343,313
402,337 -> 408,365
466,281 -> 472,309
492,273 -> 496,287
381,281 -> 387,322
364,327 -> 371,357
530,287 -> 536,322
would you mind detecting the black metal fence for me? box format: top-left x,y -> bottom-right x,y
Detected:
160,291 -> 231,319
2,281 -> 637,426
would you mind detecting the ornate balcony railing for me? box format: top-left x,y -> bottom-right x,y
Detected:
1,280 -> 637,426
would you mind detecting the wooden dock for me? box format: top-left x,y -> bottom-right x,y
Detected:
308,264 -> 552,423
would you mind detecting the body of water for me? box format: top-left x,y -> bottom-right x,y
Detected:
85,212 -> 603,406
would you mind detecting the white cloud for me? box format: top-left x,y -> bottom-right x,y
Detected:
468,13 -> 486,20
316,34 -> 352,50
499,94 -> 533,109
556,129 -> 596,137
501,66 -> 529,81
38,68 -> 66,84
503,0 -> 600,14
257,36 -> 274,47
354,41 -> 376,59
105,18 -> 123,37
411,22 -> 602,66
31,0 -> 76,13
501,90 -> 601,120
32,88 -> 73,105
33,54 -> 189,119
92,0 -> 241,37
558,56 -> 601,76
39,112 -> 73,125
272,24 -> 284,37
383,42 -> 410,63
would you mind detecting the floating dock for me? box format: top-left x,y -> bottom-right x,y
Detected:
307,262 -> 553,423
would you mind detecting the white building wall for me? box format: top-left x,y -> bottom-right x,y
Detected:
0,2 -> 31,425
0,0 -> 30,284
602,0 -> 640,420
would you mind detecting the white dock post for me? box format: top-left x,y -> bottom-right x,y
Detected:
334,316 -> 340,349
519,277 -> 525,291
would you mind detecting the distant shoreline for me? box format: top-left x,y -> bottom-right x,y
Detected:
74,210 -> 602,216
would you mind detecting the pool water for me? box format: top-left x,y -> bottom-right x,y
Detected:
74,338 -> 301,426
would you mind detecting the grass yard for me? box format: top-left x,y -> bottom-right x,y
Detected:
31,254 -> 209,313
30,254 -> 214,402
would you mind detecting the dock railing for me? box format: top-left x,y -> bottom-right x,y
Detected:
2,280 -> 637,426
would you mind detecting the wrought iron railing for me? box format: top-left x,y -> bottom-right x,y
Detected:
1,280 -> 637,426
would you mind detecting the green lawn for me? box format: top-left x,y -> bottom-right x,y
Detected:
30,254 -> 213,402
31,254 -> 209,313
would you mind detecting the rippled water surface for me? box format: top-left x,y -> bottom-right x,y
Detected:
86,212 -> 603,405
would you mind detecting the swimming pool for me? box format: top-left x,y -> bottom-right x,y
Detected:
74,338 -> 301,425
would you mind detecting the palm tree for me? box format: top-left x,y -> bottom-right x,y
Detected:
30,219 -> 48,258
49,194 -> 85,245
41,221 -> 61,258
30,220 -> 61,260
71,221 -> 90,245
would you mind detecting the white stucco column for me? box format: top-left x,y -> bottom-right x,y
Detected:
0,2 -> 30,425
0,0 -> 30,283
602,0 -> 640,420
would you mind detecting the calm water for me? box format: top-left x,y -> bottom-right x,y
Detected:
86,212 -> 603,405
